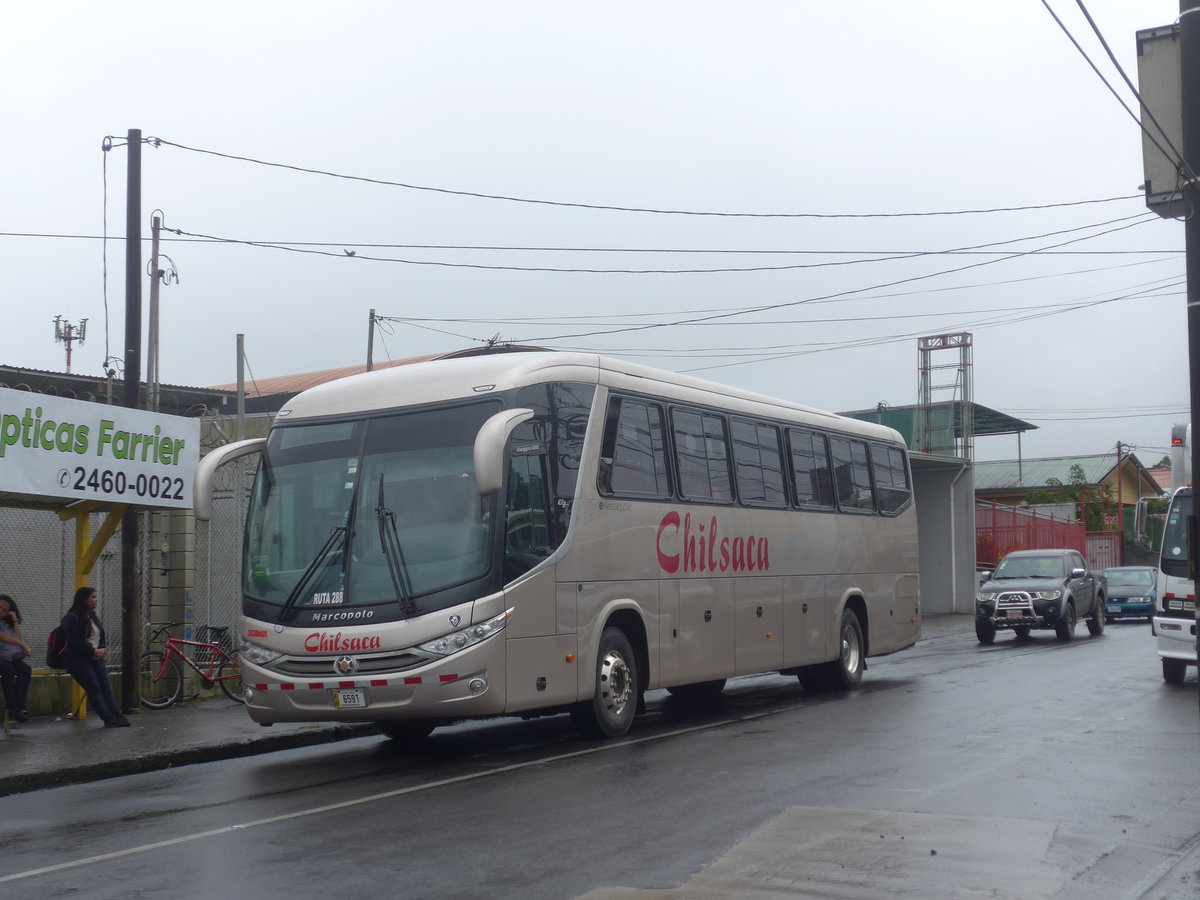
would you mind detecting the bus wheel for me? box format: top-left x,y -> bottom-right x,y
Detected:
801,608 -> 865,693
1055,603 -> 1077,642
375,719 -> 437,740
975,618 -> 996,645
572,627 -> 639,738
1162,658 -> 1187,685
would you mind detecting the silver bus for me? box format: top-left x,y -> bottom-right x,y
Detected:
195,349 -> 920,739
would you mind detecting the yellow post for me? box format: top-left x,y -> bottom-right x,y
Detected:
58,502 -> 127,720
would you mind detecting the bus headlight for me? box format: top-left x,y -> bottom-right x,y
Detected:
241,642 -> 283,666
420,609 -> 512,657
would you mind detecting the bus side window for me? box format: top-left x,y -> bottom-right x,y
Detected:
830,436 -> 875,512
672,408 -> 733,502
732,418 -> 786,507
599,396 -> 671,498
871,443 -> 911,514
787,428 -> 835,508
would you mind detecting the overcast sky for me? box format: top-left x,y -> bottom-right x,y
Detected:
1,1 -> 1188,464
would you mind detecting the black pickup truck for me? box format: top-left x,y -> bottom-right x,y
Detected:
975,549 -> 1107,644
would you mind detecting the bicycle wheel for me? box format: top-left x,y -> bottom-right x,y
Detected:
217,653 -> 246,704
139,651 -> 183,709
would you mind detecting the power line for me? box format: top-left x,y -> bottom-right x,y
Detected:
1071,0 -> 1193,181
0,229 -> 1178,257
1020,410 -> 1188,422
664,282 -> 1169,373
148,136 -> 1143,218
515,214 -> 1160,344
381,267 -> 1183,327
160,213 -> 1155,275
386,285 -> 1183,340
1040,0 -> 1188,179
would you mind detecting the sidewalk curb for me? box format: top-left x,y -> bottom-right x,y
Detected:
7,722 -> 378,796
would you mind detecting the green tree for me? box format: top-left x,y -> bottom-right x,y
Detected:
1024,464 -> 1113,531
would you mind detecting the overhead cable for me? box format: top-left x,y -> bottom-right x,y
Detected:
147,136 -> 1140,219
164,213 -> 1153,275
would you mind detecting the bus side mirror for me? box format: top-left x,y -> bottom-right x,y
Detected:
194,438 -> 266,521
474,409 -> 534,496
1134,498 -> 1148,546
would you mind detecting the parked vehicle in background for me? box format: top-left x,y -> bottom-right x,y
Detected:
1102,566 -> 1157,622
1154,486 -> 1196,685
974,549 -> 1106,644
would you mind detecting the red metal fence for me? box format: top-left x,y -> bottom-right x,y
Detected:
975,500 -> 1087,569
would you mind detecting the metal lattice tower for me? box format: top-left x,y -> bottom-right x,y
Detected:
916,332 -> 973,460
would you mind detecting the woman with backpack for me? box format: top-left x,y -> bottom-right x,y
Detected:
0,593 -> 32,722
62,586 -> 129,727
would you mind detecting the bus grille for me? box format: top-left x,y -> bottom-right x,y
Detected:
271,650 -> 430,676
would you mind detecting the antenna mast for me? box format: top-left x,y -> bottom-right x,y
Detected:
53,315 -> 88,373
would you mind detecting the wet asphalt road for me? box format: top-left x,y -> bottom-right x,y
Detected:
1,617 -> 1196,899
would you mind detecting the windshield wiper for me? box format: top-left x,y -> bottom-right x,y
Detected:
279,525 -> 346,622
376,474 -> 416,616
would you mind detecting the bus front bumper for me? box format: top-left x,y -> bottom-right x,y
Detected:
1154,616 -> 1197,663
240,636 -> 508,724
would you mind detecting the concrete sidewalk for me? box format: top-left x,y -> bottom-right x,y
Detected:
3,613 -> 977,797
2,697 -> 376,796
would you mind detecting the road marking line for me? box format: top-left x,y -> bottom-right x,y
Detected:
1,708 -> 799,884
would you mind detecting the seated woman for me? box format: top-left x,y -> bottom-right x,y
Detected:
0,594 -> 32,722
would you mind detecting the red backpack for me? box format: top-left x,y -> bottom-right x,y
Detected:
46,620 -> 69,668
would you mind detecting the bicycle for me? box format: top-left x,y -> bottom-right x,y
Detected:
139,622 -> 245,708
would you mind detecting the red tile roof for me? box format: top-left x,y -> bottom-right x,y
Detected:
207,353 -> 441,397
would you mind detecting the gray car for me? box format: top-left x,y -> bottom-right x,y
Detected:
975,549 -> 1106,644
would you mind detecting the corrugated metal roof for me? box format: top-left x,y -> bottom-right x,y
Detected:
840,401 -> 1036,440
973,453 -> 1159,495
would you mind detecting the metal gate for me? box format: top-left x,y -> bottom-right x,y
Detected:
1086,532 -> 1121,570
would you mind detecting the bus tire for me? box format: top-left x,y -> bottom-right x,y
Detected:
801,607 -> 865,693
1055,602 -> 1077,642
975,618 -> 996,645
572,626 -> 639,739
375,719 -> 437,740
1162,657 -> 1188,685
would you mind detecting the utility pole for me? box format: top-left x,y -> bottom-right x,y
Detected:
121,128 -> 142,713
1178,2 -> 1200,708
148,215 -> 161,412
53,316 -> 87,373
366,308 -> 376,372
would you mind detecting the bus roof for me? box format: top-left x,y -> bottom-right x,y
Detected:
274,349 -> 905,444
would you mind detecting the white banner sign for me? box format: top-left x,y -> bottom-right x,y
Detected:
0,387 -> 201,509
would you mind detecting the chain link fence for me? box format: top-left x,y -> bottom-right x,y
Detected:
0,506 -> 129,663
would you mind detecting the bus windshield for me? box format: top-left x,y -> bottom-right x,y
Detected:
244,401 -> 500,616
